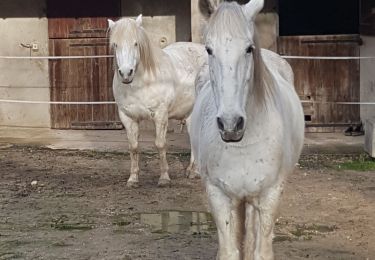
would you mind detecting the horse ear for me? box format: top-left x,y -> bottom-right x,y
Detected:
199,0 -> 217,20
108,19 -> 115,30
135,14 -> 143,26
244,0 -> 264,21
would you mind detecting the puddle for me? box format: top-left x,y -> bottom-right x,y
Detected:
140,211 -> 215,234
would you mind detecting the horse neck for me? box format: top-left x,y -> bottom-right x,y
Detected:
137,40 -> 163,82
246,53 -> 276,118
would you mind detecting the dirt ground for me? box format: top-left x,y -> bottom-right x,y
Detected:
0,145 -> 374,260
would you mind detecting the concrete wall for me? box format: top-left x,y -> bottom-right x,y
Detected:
0,0 -> 50,127
122,0 -> 191,41
124,16 -> 176,48
255,13 -> 279,51
191,0 -> 205,43
360,36 -> 375,124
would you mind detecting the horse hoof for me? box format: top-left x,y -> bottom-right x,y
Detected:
157,179 -> 171,187
126,181 -> 139,188
188,172 -> 201,179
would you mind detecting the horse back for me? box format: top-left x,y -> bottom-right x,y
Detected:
163,42 -> 207,82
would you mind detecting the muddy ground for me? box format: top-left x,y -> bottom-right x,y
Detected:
0,145 -> 374,260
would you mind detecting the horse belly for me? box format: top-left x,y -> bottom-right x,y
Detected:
165,43 -> 206,120
205,143 -> 283,199
168,90 -> 195,119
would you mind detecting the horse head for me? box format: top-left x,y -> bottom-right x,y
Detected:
108,15 -> 155,84
199,0 -> 265,142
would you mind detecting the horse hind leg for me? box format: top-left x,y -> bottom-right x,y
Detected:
154,116 -> 171,187
186,150 -> 199,179
120,112 -> 140,188
185,116 -> 200,179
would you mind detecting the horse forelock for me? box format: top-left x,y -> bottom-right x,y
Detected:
109,18 -> 157,75
205,2 -> 250,41
205,2 -> 276,109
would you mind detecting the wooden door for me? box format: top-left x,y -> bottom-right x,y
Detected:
278,35 -> 361,130
48,0 -> 121,129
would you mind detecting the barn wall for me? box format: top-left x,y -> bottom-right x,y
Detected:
191,0 -> 207,43
122,0 -> 191,42
360,36 -> 375,124
0,0 -> 50,127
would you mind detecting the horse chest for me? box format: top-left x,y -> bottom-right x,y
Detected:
115,85 -> 173,120
205,141 -> 283,198
117,94 -> 156,120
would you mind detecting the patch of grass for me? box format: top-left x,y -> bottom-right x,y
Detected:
112,220 -> 131,227
273,235 -> 293,243
290,224 -> 336,239
337,154 -> 375,171
51,215 -> 94,231
51,222 -> 94,231
51,241 -> 73,247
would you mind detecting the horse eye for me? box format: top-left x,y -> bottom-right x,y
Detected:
134,42 -> 138,47
206,47 -> 213,56
246,45 -> 254,54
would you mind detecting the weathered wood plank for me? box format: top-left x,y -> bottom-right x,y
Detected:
278,35 -> 360,131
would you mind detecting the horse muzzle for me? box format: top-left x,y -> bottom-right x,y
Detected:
216,115 -> 246,142
220,130 -> 244,143
122,78 -> 133,84
118,68 -> 135,84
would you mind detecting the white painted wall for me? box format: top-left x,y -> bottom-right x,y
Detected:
255,13 -> 279,52
360,36 -> 375,124
0,0 -> 50,127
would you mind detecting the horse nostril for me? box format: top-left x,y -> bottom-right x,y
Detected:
217,117 -> 225,131
235,117 -> 245,131
128,69 -> 133,76
118,69 -> 124,77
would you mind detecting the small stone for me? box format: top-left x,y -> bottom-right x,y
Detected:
31,181 -> 38,186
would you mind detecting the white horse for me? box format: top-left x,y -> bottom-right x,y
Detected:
108,15 -> 206,187
190,0 -> 304,259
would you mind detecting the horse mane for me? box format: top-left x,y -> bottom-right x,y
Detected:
109,18 -> 157,76
205,2 -> 276,108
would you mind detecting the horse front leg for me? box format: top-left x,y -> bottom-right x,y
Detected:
206,182 -> 243,260
243,204 -> 257,260
254,183 -> 284,260
119,111 -> 140,188
154,116 -> 170,187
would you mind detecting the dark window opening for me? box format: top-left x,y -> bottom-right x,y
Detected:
280,0 -> 359,36
47,0 -> 120,18
305,115 -> 312,122
360,0 -> 375,35
224,0 -> 278,12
